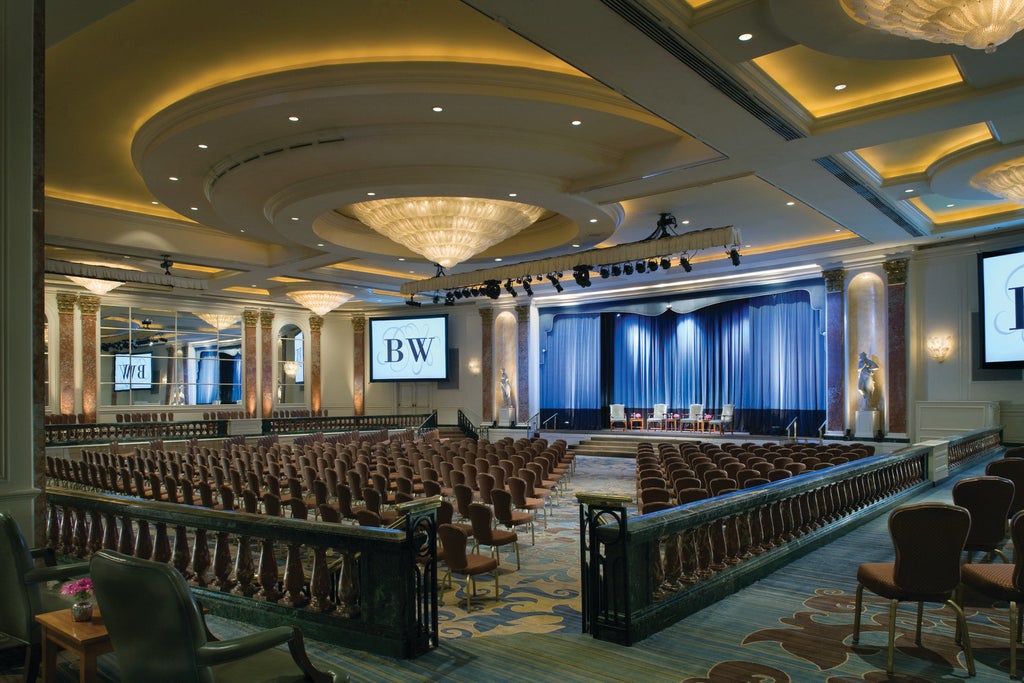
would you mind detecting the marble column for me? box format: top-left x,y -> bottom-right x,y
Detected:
884,259 -> 908,435
242,310 -> 259,417
56,293 -> 77,416
78,295 -> 100,423
309,315 -> 323,414
260,311 -> 275,418
515,305 -> 530,423
480,308 -> 494,424
823,268 -> 846,434
352,315 -> 365,416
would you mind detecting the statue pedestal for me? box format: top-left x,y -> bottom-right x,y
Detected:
498,407 -> 514,427
855,410 -> 880,439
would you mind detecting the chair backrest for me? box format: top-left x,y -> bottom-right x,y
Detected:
609,404 -> 626,421
0,512 -> 41,645
688,403 -> 703,419
437,523 -> 469,573
953,475 -> 1015,549
890,503 -> 970,595
652,404 -> 667,419
986,458 -> 1024,517
720,404 -> 734,420
90,550 -> 208,683
491,489 -> 515,526
468,503 -> 495,544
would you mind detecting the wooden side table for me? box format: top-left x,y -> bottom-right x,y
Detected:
35,608 -> 113,683
629,417 -> 644,430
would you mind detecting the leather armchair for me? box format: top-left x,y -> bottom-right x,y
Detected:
89,549 -> 347,683
0,511 -> 89,682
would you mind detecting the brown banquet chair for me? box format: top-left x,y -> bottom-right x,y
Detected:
438,524 -> 499,611
952,475 -> 1014,563
468,502 -> 520,569
852,503 -> 974,676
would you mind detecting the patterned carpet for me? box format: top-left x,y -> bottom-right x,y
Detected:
6,451 -> 1018,682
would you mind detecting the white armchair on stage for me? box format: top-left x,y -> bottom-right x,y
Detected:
609,404 -> 627,430
707,404 -> 734,434
680,403 -> 704,431
647,403 -> 668,430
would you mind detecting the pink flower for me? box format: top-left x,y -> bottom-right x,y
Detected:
61,577 -> 93,602
705,413 -> 713,420
673,413 -> 680,419
633,412 -> 641,419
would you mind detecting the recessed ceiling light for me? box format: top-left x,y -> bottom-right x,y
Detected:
197,144 -> 208,149
947,203 -> 956,208
190,206 -> 198,211
834,228 -> 842,233
786,201 -> 796,206
288,115 -> 299,122
432,106 -> 443,112
508,192 -> 518,198
571,120 -> 582,126
494,258 -> 503,262
681,219 -> 690,225
123,255 -> 131,259
291,216 -> 300,221
834,84 -> 847,91
317,243 -> 324,247
589,218 -> 598,223
168,176 -> 179,181
904,188 -> 914,193
367,191 -> 376,196
572,244 -> 581,248
398,257 -> 405,261
745,244 -> 751,249
151,201 -> 159,205
239,229 -> 245,233
738,33 -> 753,41
250,284 -> 257,287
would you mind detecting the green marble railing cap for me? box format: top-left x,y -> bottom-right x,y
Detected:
576,492 -> 633,506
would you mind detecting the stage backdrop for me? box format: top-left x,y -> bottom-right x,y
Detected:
540,290 -> 826,435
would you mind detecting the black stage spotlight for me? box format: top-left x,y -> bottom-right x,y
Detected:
680,256 -> 692,272
470,287 -> 480,297
728,247 -> 741,266
405,296 -> 422,307
522,280 -> 533,296
444,291 -> 455,305
636,261 -> 646,273
600,267 -> 610,279
660,257 -> 671,270
623,263 -> 634,275
547,273 -> 563,292
611,264 -> 622,277
432,295 -> 440,304
572,265 -> 592,288
648,260 -> 658,272
504,279 -> 518,297
484,279 -> 501,299
461,288 -> 471,298
453,289 -> 463,299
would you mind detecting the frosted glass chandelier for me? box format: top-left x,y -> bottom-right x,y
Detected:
972,161 -> 1024,203
350,196 -> 545,269
196,313 -> 239,330
842,0 -> 1024,53
67,276 -> 123,295
286,289 -> 353,316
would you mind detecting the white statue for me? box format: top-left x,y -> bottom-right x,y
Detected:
857,352 -> 879,410
500,368 -> 513,408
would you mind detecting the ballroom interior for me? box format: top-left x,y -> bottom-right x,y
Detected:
1,0 -> 1023,573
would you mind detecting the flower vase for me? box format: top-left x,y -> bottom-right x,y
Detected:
70,601 -> 94,622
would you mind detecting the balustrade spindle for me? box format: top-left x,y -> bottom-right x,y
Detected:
709,522 -> 728,572
153,522 -> 172,563
679,529 -> 699,584
231,536 -> 256,597
307,546 -> 334,612
255,537 -> 281,602
280,542 -> 309,607
190,528 -> 212,587
172,525 -> 193,578
213,531 -> 234,591
117,515 -> 135,555
723,515 -> 741,565
59,505 -> 74,553
87,511 -> 103,553
72,509 -> 89,557
134,520 -> 153,560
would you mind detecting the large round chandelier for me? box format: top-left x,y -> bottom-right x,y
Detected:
286,289 -> 353,316
350,196 -> 546,269
67,276 -> 123,295
972,161 -> 1024,203
196,313 -> 239,330
841,0 -> 1024,53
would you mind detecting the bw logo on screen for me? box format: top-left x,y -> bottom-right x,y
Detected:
378,324 -> 439,376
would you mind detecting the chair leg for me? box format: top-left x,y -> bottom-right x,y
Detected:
513,540 -> 520,570
853,583 -> 864,643
946,598 -> 975,676
1011,600 -> 1019,679
886,599 -> 898,675
915,601 -> 924,645
24,643 -> 41,683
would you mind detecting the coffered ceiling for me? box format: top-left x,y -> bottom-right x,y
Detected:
43,0 -> 1024,309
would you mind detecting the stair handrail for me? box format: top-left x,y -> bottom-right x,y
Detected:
785,416 -> 798,442
817,419 -> 827,445
457,408 -> 481,440
541,412 -> 559,429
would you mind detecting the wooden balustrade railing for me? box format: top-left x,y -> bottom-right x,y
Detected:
45,420 -> 229,446
579,426 -> 1004,645
44,487 -> 439,658
262,413 -> 434,436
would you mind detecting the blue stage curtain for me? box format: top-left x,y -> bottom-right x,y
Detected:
540,312 -> 602,429
543,289 -> 825,435
231,353 -> 242,403
196,350 -> 218,404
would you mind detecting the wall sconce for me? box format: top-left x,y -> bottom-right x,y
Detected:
927,335 -> 952,362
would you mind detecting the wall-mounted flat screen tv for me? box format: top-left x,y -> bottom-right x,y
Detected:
114,352 -> 153,391
978,246 -> 1024,369
368,314 -> 448,381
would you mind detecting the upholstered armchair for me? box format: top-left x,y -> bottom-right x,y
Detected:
646,403 -> 668,430
0,511 -> 89,683
90,549 -> 346,683
609,404 -> 627,430
707,404 -> 735,434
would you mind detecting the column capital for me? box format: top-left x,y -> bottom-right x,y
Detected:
351,315 -> 365,333
56,292 -> 78,313
243,309 -> 260,327
822,268 -> 847,293
77,295 -> 100,316
883,258 -> 908,285
259,310 -> 275,329
479,308 -> 493,326
309,315 -> 324,332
